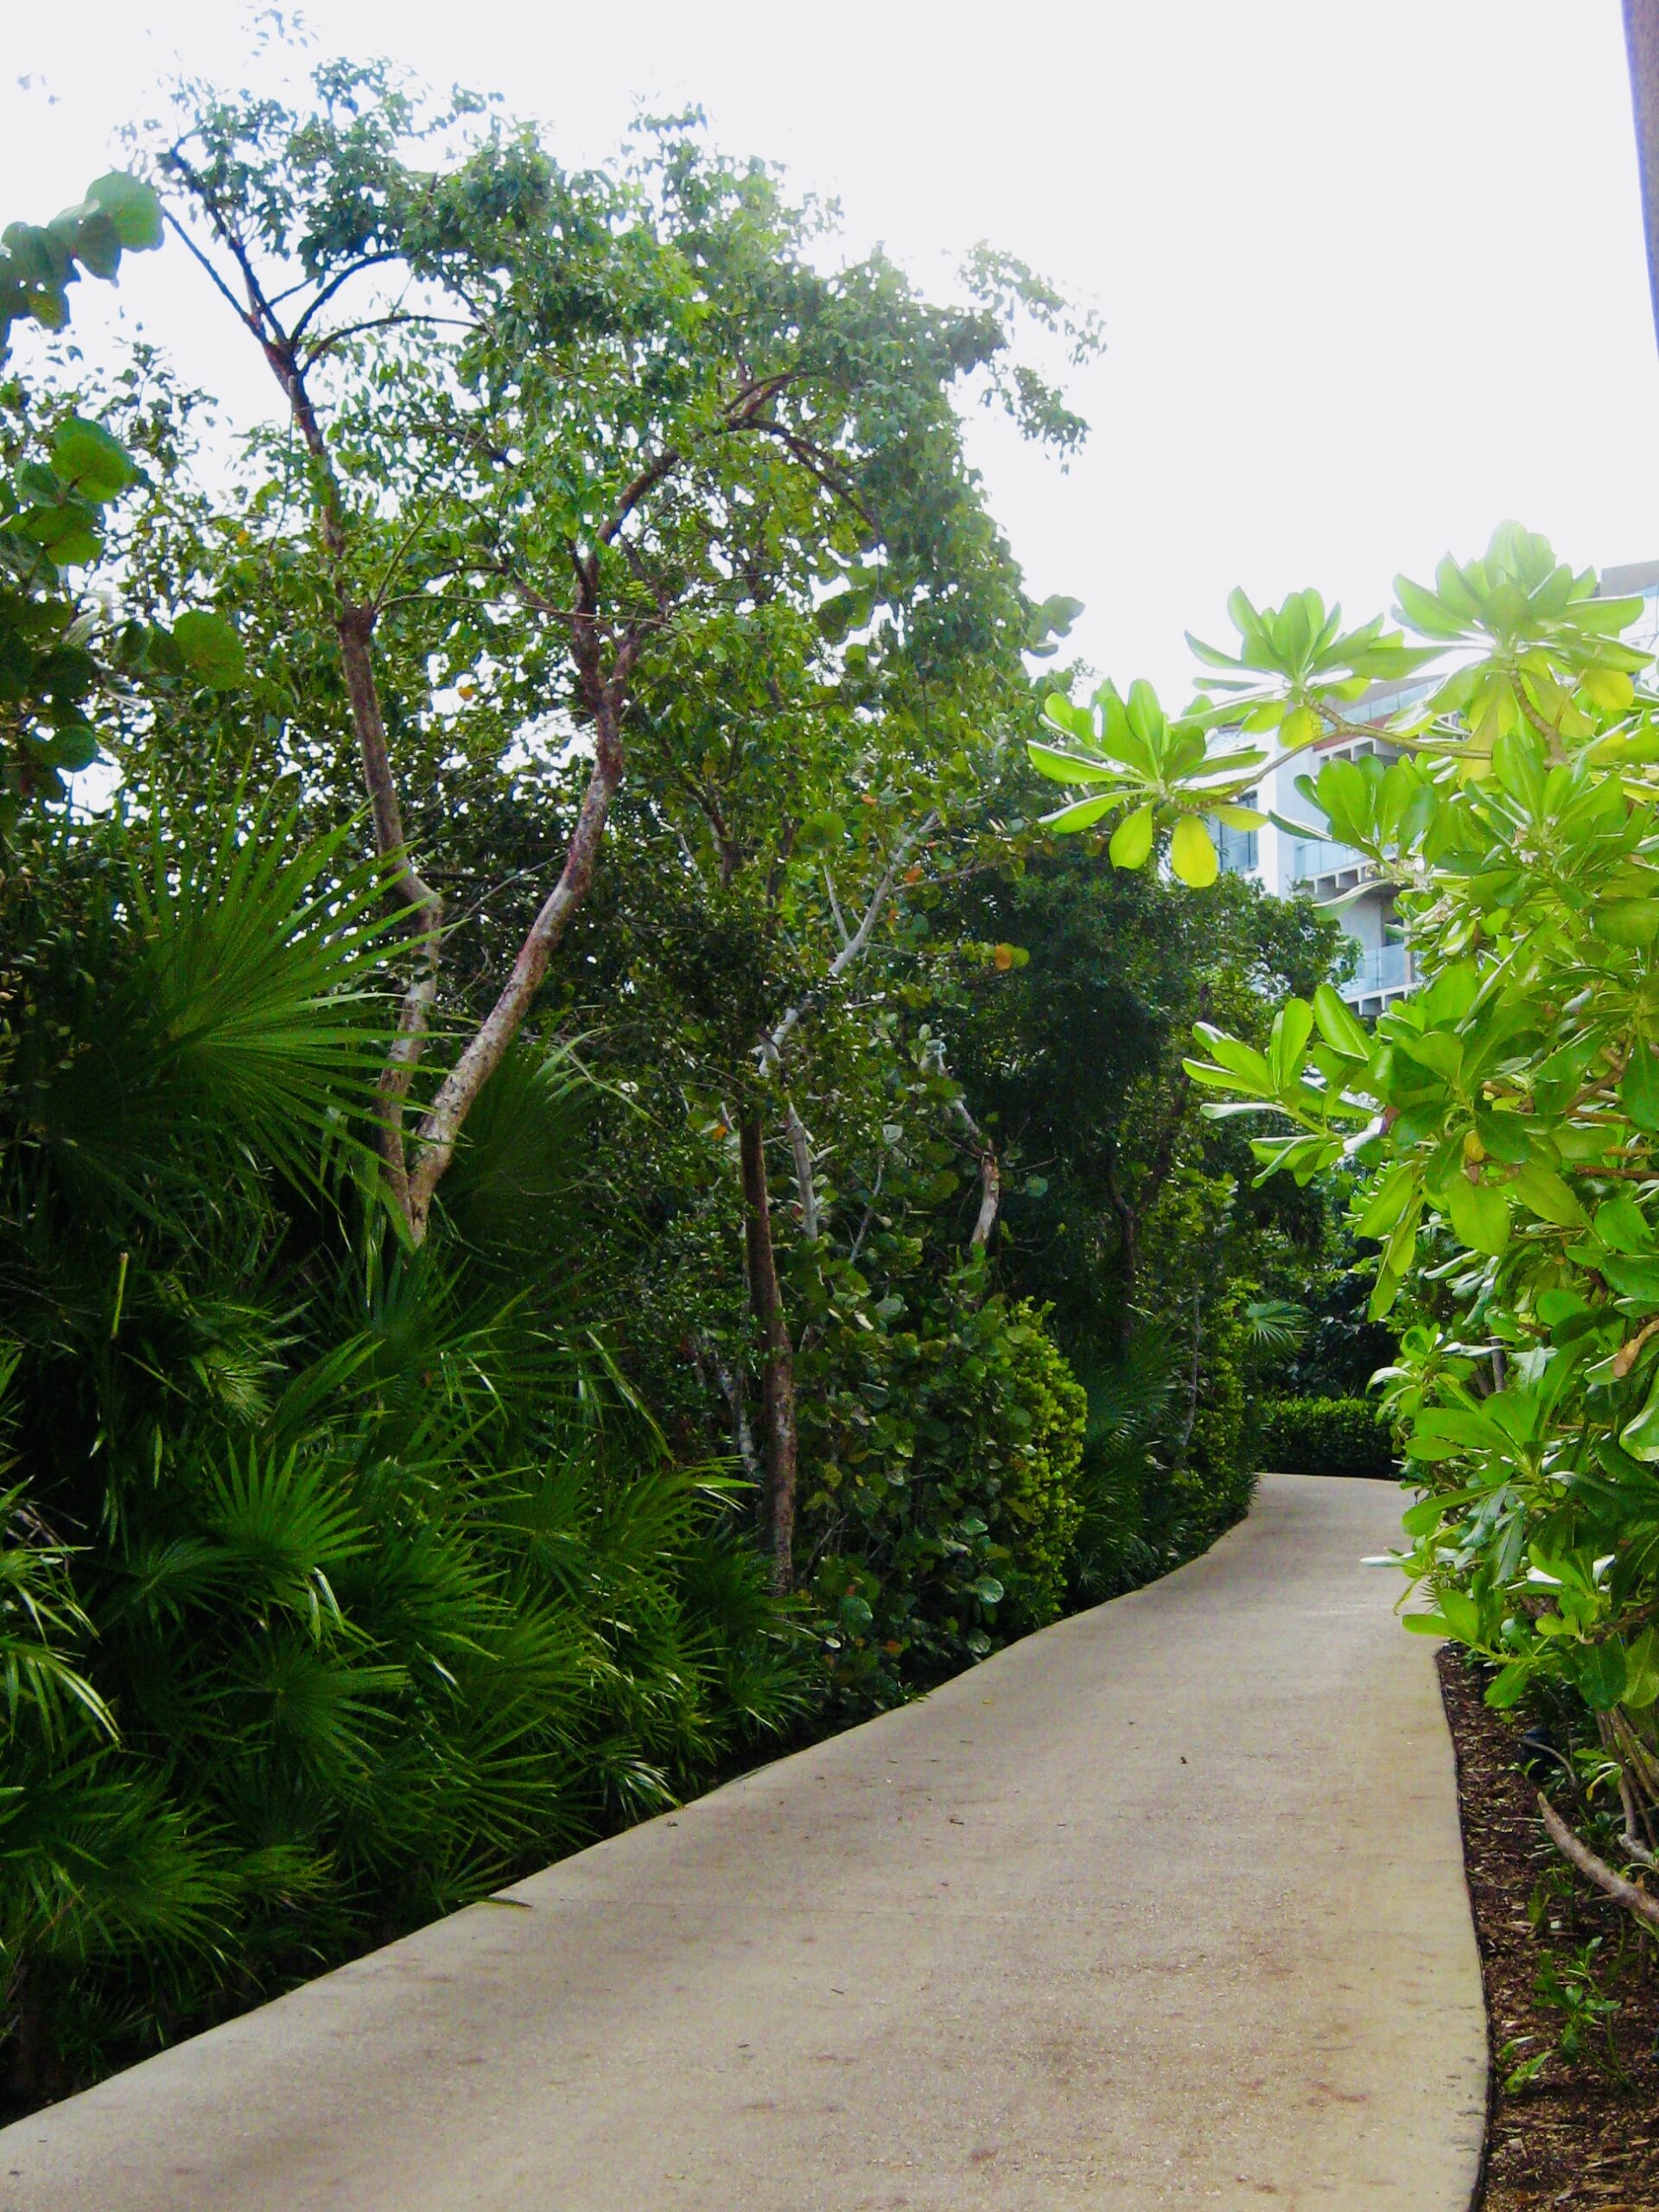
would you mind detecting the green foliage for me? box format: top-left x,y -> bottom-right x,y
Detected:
0,75 -> 1290,2104
1256,1397 -> 1397,1480
0,176 -> 162,824
0,175 -> 161,358
806,1272 -> 1085,1703
1096,521 -> 1659,1916
0,804 -> 810,2102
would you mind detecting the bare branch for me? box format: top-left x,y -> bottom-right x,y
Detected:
1538,1790 -> 1659,1930
760,812 -> 939,1063
300,311 -> 475,370
599,449 -> 682,546
287,249 -> 411,341
785,1102 -> 820,1239
404,632 -> 635,1234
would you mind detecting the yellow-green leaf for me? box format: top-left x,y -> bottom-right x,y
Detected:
1109,804 -> 1155,870
1169,816 -> 1218,887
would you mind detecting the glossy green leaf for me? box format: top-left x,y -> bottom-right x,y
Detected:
1445,1173 -> 1511,1256
171,611 -> 247,691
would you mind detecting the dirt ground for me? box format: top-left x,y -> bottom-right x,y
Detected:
1439,1649 -> 1659,2209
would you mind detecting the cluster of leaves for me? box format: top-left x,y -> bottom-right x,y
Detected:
1,173 -> 249,824
803,1266 -> 1086,1705
1038,520 -> 1659,1909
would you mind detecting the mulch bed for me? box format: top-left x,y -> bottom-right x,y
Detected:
1438,1649 -> 1659,2209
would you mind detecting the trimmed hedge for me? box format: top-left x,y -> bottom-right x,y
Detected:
1256,1395 -> 1397,1479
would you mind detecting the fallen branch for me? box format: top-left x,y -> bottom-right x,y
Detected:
1537,1790 -> 1659,1930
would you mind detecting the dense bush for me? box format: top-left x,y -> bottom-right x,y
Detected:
0,805 -> 812,2103
804,1274 -> 1085,1706
1256,1397 -> 1397,1479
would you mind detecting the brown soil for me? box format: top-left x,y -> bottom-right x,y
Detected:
1438,1649 -> 1659,2209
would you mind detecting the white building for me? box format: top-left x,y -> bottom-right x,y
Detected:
1216,562 -> 1659,1015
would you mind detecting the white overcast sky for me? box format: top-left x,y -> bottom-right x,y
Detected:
3,2 -> 1656,696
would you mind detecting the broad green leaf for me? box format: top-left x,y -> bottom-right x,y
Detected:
1355,1163 -> 1416,1240
1595,1195 -> 1653,1254
1510,1164 -> 1588,1230
1620,1371 -> 1659,1460
1109,804 -> 1154,869
171,611 -> 248,691
1439,1589 -> 1482,1645
1575,1638 -> 1627,1712
1040,792 -> 1114,834
1268,998 -> 1313,1090
1312,982 -> 1370,1060
50,416 -> 137,503
1622,1044 -> 1659,1132
1597,899 -> 1659,949
85,171 -> 164,252
1484,1661 -> 1534,1709
1027,739 -> 1118,786
1168,816 -> 1217,887
1446,1173 -> 1511,1256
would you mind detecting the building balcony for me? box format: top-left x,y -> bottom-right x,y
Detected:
1287,836 -> 1375,893
1338,940 -> 1413,1010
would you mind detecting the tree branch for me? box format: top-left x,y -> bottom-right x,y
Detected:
1538,1790 -> 1659,1930
760,813 -> 939,1062
785,1101 -> 820,1239
404,633 -> 635,1235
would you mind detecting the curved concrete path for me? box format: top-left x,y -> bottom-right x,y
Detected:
0,1475 -> 1486,2211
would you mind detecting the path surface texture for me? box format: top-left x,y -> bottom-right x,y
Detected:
0,1474 -> 1487,2212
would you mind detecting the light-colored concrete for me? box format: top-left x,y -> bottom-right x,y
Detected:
0,1474 -> 1487,2212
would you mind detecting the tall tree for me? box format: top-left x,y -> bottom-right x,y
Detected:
142,71 -> 1096,1256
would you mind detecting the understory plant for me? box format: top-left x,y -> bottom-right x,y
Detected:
0,798 -> 811,2101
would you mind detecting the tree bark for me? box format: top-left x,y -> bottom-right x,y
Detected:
404,672 -> 628,1237
785,1101 -> 820,1239
950,1094 -> 1000,1250
178,194 -> 632,1244
1103,1153 -> 1140,1354
1539,1789 -> 1659,1931
740,1114 -> 799,1592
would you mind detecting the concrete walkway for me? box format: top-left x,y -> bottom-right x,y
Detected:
0,1475 -> 1487,2212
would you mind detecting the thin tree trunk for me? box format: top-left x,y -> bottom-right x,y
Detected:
1624,0 -> 1659,358
404,676 -> 627,1236
739,1114 -> 799,1592
1175,1287 -> 1205,1463
785,1101 -> 820,1239
950,1095 -> 1000,1250
174,189 -> 632,1243
1103,1154 -> 1140,1355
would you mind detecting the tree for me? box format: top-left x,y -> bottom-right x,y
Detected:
1039,524 -> 1659,1928
138,69 -> 1096,1266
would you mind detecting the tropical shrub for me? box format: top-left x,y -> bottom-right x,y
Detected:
0,800 -> 812,2102
1256,1397 -> 1396,1479
1035,524 -> 1659,1922
804,1267 -> 1085,1706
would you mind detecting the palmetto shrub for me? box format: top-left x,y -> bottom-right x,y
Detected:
0,804 -> 810,2102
